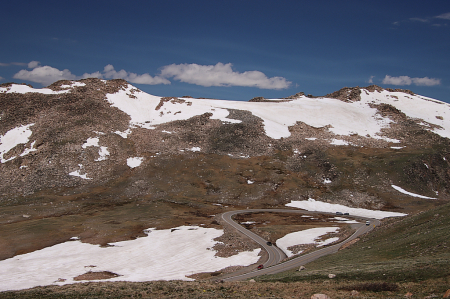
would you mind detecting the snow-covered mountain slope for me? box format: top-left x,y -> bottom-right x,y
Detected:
1,78 -> 449,215
3,80 -> 450,143
101,83 -> 450,140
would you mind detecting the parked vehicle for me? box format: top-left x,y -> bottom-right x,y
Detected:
336,212 -> 343,215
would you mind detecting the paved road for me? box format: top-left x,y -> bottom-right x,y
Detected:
220,209 -> 380,282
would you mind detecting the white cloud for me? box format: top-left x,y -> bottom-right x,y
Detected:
159,62 -> 291,89
81,71 -> 103,79
101,64 -> 170,85
435,12 -> 450,20
13,62 -> 289,89
13,64 -> 170,86
412,77 -> 441,86
0,76 -> 4,81
28,61 -> 41,69
382,75 -> 440,87
13,66 -> 78,85
382,75 -> 412,85
368,75 -> 374,84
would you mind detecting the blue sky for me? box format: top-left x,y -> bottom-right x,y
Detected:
1,0 -> 449,102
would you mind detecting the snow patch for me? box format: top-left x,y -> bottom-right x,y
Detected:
188,147 -> 201,152
276,227 -> 340,257
69,164 -> 91,180
69,170 -> 91,180
391,185 -> 437,199
60,82 -> 86,88
0,84 -> 70,94
286,198 -> 406,219
333,217 -> 359,224
0,124 -> 35,163
127,157 -> 143,168
330,139 -> 349,146
114,129 -> 132,138
0,226 -> 261,292
95,147 -> 110,161
240,221 -> 256,225
82,137 -> 99,148
19,140 -> 37,157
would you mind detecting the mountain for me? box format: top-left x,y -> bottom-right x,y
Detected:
1,78 -> 449,260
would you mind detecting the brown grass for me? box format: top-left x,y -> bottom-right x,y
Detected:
1,278 -> 449,298
73,271 -> 120,281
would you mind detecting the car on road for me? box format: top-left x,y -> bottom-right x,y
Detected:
266,241 -> 272,246
366,221 -> 370,225
336,212 -> 343,215
257,264 -> 264,270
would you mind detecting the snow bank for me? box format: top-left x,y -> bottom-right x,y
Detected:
360,89 -> 450,139
60,82 -> 86,88
330,139 -> 349,146
0,124 -> 35,163
114,129 -> 132,138
127,157 -> 143,168
68,170 -> 91,180
333,217 -> 359,224
0,226 -> 261,292
0,84 -> 70,94
105,86 -> 241,131
391,185 -> 436,199
95,146 -> 110,161
82,137 -> 99,148
276,227 -> 340,257
286,198 -> 406,219
69,164 -> 91,180
81,137 -> 109,162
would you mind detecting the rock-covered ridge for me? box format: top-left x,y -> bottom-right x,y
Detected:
1,78 -> 450,205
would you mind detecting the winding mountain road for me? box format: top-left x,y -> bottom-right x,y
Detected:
219,209 -> 380,282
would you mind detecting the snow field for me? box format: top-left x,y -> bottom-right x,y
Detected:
276,227 -> 340,257
104,84 -> 450,142
286,198 -> 407,219
105,86 -> 241,131
0,226 -> 261,292
0,84 -> 70,94
360,90 -> 450,139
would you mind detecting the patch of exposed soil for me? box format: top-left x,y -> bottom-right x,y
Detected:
73,271 -> 120,281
